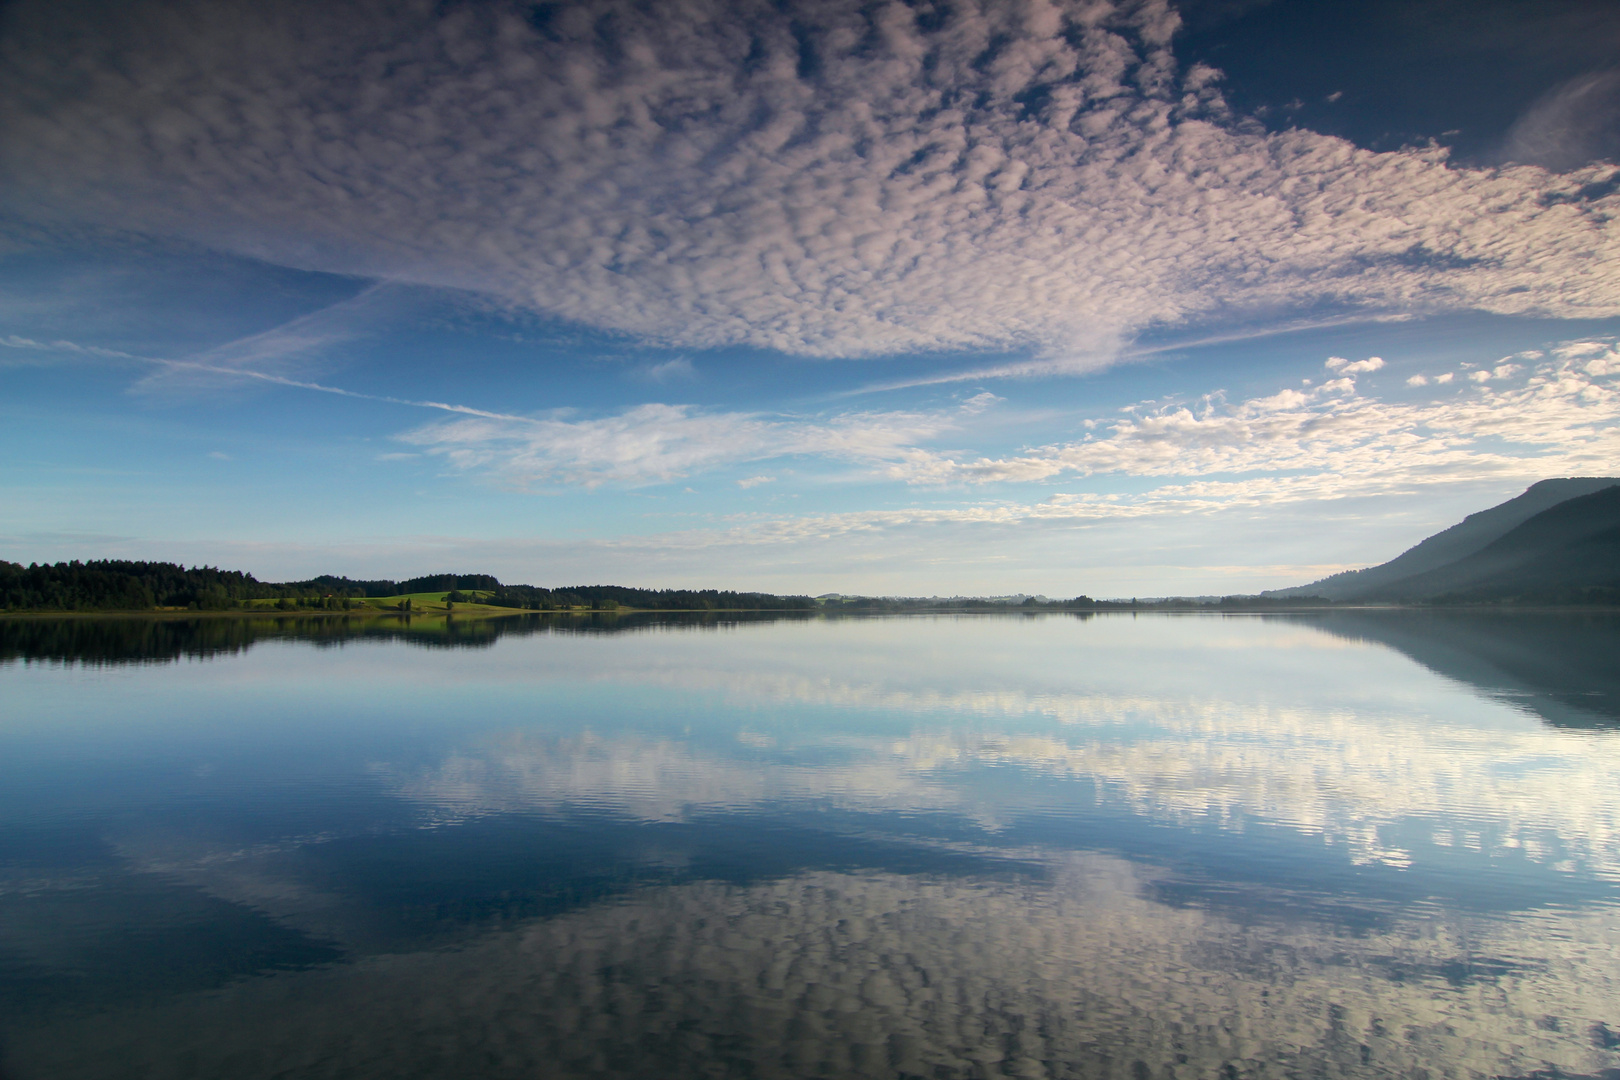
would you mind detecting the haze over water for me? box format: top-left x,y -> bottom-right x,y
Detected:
2,611 -> 1618,1079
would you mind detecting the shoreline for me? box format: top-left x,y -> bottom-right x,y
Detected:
5,603 -> 1619,621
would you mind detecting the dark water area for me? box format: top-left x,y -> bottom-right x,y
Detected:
0,609 -> 811,664
1291,609 -> 1620,728
2,612 -> 1618,1079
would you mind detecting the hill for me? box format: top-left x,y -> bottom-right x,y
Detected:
1267,480 -> 1620,604
1267,477 -> 1620,601
1356,485 -> 1620,602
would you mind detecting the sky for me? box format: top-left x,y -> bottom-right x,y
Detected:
2,0 -> 1618,597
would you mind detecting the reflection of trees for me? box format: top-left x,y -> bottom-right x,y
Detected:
10,609 -> 1620,725
1282,610 -> 1620,727
0,610 -> 822,664
542,610 -> 818,635
10,610 -> 1619,733
0,615 -> 266,664
0,615 -> 492,664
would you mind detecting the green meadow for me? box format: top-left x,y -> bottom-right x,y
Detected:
238,591 -> 513,615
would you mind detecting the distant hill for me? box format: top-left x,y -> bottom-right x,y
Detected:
1267,477 -> 1620,602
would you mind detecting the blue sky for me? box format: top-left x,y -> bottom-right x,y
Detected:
2,0 -> 1619,596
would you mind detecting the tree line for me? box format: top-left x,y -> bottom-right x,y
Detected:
452,583 -> 815,611
0,561 -> 815,612
1,560 -> 271,611
0,559 -> 1339,614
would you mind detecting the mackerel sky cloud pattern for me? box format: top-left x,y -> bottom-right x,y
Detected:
4,0 -> 1618,361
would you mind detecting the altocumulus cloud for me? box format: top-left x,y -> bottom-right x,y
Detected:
2,0 -> 1618,362
884,342 -> 1620,492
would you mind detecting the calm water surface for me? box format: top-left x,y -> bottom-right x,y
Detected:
1,611 -> 1618,1079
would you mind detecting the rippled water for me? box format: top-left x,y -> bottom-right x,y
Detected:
1,610 -> 1618,1080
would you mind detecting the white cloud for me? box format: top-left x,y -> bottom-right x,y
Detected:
399,383 -> 1009,488
737,475 -> 775,488
3,0 -> 1617,360
1500,69 -> 1620,171
883,342 -> 1620,494
1325,355 -> 1384,374
636,357 -> 695,383
396,341 -> 1620,515
1406,374 -> 1429,386
959,391 -> 1004,414
397,402 -> 957,488
1435,371 -> 1455,384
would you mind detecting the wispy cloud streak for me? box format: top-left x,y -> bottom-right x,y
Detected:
398,402 -> 972,488
0,331 -> 521,420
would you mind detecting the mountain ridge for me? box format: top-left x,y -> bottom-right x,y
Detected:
1266,477 -> 1620,602
1358,485 -> 1620,602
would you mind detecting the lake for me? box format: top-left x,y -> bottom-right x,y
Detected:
2,610 -> 1618,1080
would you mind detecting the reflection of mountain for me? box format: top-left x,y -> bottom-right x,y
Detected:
1290,609 -> 1620,728
1269,477 -> 1620,602
0,610 -> 815,664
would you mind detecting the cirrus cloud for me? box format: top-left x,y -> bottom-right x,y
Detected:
396,400 -> 973,488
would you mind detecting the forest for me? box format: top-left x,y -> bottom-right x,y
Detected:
0,560 -> 816,612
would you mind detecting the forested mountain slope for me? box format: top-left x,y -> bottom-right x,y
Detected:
1354,485 -> 1620,603
1266,477 -> 1620,601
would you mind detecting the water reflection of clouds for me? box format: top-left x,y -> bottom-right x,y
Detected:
385,672 -> 1620,877
383,733 -> 969,826
14,857 -> 1620,1079
9,616 -> 1620,1078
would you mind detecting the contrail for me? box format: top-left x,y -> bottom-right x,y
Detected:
1,333 -> 536,423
